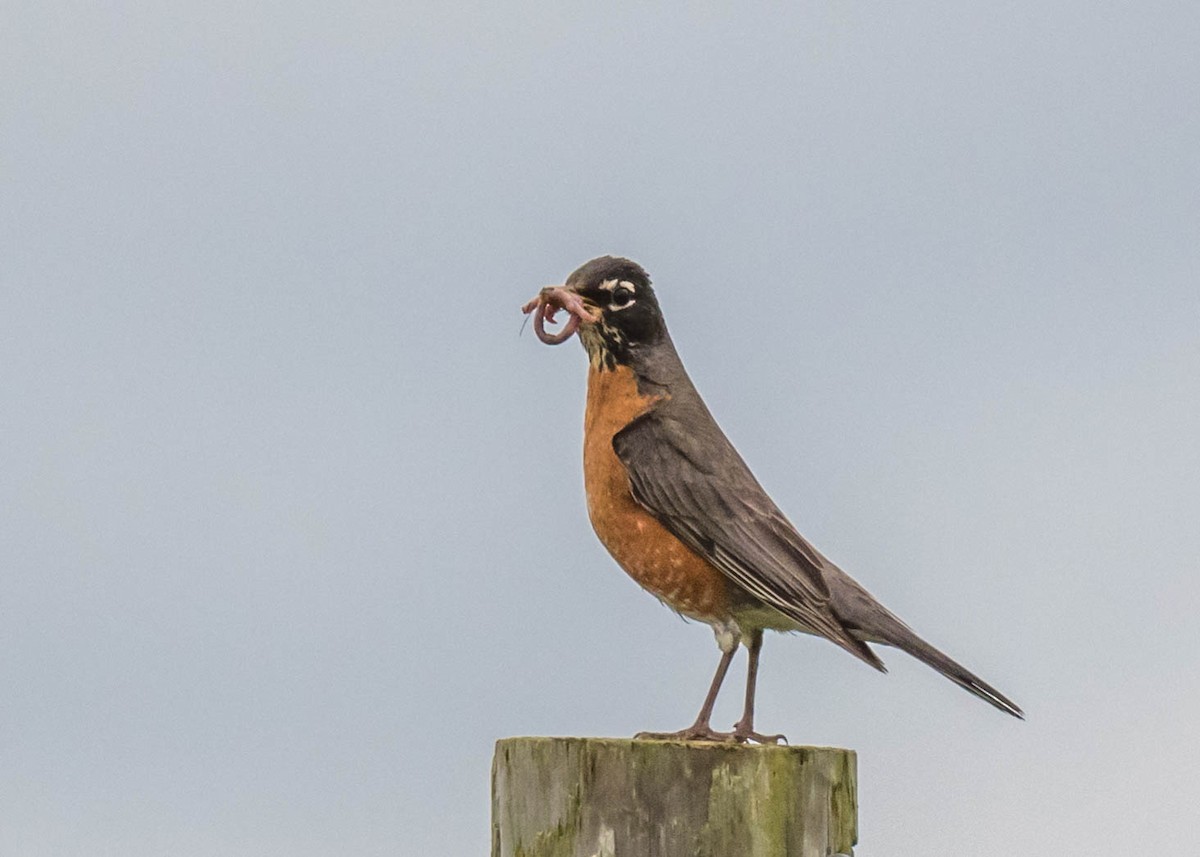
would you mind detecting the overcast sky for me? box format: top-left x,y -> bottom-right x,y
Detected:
2,2 -> 1198,855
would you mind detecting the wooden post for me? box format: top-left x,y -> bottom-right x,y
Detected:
491,737 -> 857,857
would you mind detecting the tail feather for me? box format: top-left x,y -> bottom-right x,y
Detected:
828,569 -> 1024,718
885,622 -> 1024,719
840,629 -> 888,674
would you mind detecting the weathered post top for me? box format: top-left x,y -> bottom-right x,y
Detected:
491,737 -> 856,857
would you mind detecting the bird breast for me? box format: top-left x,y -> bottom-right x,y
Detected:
582,364 -> 733,622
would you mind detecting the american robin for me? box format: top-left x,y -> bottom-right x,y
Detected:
522,256 -> 1023,742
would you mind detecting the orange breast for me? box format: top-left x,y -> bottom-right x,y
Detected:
583,364 -> 732,621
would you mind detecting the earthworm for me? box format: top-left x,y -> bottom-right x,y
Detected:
521,286 -> 598,345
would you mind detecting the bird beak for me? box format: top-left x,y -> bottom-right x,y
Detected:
521,285 -> 600,345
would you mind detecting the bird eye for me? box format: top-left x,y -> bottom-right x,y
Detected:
611,285 -> 634,307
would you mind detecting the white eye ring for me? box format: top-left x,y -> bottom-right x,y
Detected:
610,284 -> 635,308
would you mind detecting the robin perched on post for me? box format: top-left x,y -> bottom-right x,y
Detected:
522,256 -> 1022,742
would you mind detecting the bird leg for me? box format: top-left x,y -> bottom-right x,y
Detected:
732,629 -> 787,744
635,647 -> 737,742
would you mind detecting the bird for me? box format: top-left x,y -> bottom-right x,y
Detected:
522,255 -> 1023,742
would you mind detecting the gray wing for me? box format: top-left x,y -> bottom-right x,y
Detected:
612,407 -> 884,670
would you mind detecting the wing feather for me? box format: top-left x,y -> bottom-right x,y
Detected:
613,408 -> 884,670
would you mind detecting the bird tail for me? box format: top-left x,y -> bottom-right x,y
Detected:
888,620 -> 1024,718
836,628 -> 889,674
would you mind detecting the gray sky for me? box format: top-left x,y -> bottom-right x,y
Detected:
2,2 -> 1198,854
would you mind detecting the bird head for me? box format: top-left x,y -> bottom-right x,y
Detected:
523,256 -> 666,369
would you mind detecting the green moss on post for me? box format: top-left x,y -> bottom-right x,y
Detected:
491,737 -> 856,857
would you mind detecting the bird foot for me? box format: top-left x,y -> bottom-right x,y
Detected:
731,717 -> 787,744
733,728 -> 788,745
634,724 -> 788,745
634,724 -> 735,743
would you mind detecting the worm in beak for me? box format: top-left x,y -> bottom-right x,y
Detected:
521,286 -> 599,345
